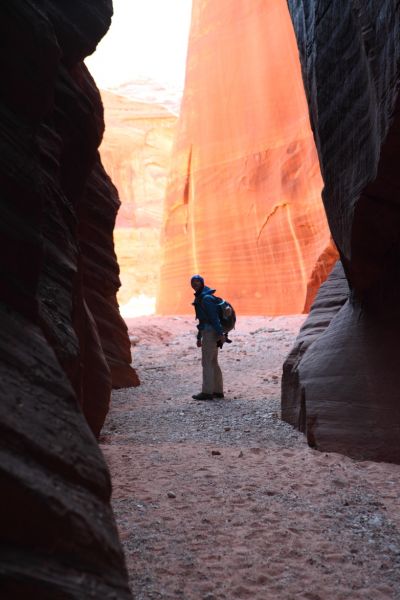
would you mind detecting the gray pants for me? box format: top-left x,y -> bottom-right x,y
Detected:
201,329 -> 223,394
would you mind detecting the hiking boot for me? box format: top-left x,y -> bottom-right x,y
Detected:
192,392 -> 214,401
213,392 -> 224,399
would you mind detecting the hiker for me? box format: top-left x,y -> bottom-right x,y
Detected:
191,274 -> 225,401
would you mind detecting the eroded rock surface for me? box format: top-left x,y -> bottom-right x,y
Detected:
281,261 -> 349,431
282,1 -> 400,462
80,153 -> 139,390
0,1 -> 132,596
99,89 -> 176,306
157,0 -> 335,315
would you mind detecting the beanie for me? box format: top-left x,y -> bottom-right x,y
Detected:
190,274 -> 204,285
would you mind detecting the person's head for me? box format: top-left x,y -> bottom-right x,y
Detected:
190,274 -> 204,292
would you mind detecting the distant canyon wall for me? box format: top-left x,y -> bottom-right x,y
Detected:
0,1 -> 133,596
157,0 -> 337,315
282,1 -> 400,462
99,89 -> 176,306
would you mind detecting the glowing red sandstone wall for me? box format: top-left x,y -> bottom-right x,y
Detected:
157,0 -> 335,315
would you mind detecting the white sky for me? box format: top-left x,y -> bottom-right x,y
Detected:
85,0 -> 192,91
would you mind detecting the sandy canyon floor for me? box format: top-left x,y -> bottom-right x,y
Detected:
100,316 -> 400,600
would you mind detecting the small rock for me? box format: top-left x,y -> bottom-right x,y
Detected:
167,491 -> 176,498
211,450 -> 221,456
224,426 -> 231,432
238,450 -> 244,458
271,375 -> 279,380
332,477 -> 347,488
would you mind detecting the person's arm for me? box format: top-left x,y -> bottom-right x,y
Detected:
202,296 -> 224,336
196,324 -> 202,347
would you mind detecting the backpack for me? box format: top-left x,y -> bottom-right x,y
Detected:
202,294 -> 236,333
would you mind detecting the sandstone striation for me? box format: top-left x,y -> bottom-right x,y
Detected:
281,261 -> 349,432
0,0 -> 132,596
79,152 -> 139,390
157,0 -> 336,315
99,89 -> 176,306
282,1 -> 400,462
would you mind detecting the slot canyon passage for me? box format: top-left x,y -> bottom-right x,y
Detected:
104,315 -> 400,599
2,1 -> 400,600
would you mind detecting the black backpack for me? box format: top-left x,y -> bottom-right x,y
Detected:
202,294 -> 236,333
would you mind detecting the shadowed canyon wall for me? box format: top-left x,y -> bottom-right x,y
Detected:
282,2 -> 400,462
99,89 -> 176,307
0,1 -> 133,596
157,0 -> 337,315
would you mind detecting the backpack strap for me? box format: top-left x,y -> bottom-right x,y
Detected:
199,294 -> 215,318
199,294 -> 224,335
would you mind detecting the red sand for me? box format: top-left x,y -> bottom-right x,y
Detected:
100,316 -> 400,599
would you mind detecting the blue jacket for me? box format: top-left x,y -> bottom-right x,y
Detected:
193,286 -> 224,337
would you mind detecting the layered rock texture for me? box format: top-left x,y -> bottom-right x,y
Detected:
0,1 -> 133,596
99,88 -> 176,306
282,262 -> 349,432
282,2 -> 400,462
157,0 -> 336,315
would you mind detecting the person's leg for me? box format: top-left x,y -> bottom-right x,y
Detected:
213,350 -> 223,395
201,330 -> 217,394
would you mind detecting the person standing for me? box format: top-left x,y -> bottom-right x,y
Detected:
190,274 -> 225,401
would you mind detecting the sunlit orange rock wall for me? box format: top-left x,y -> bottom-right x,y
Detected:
157,0 -> 336,315
100,90 -> 176,304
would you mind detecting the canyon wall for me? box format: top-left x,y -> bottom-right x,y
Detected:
157,0 -> 337,315
282,2 -> 400,462
0,1 -> 133,596
100,89 -> 176,308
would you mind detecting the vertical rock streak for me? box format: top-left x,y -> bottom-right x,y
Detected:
285,203 -> 308,295
189,166 -> 199,274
